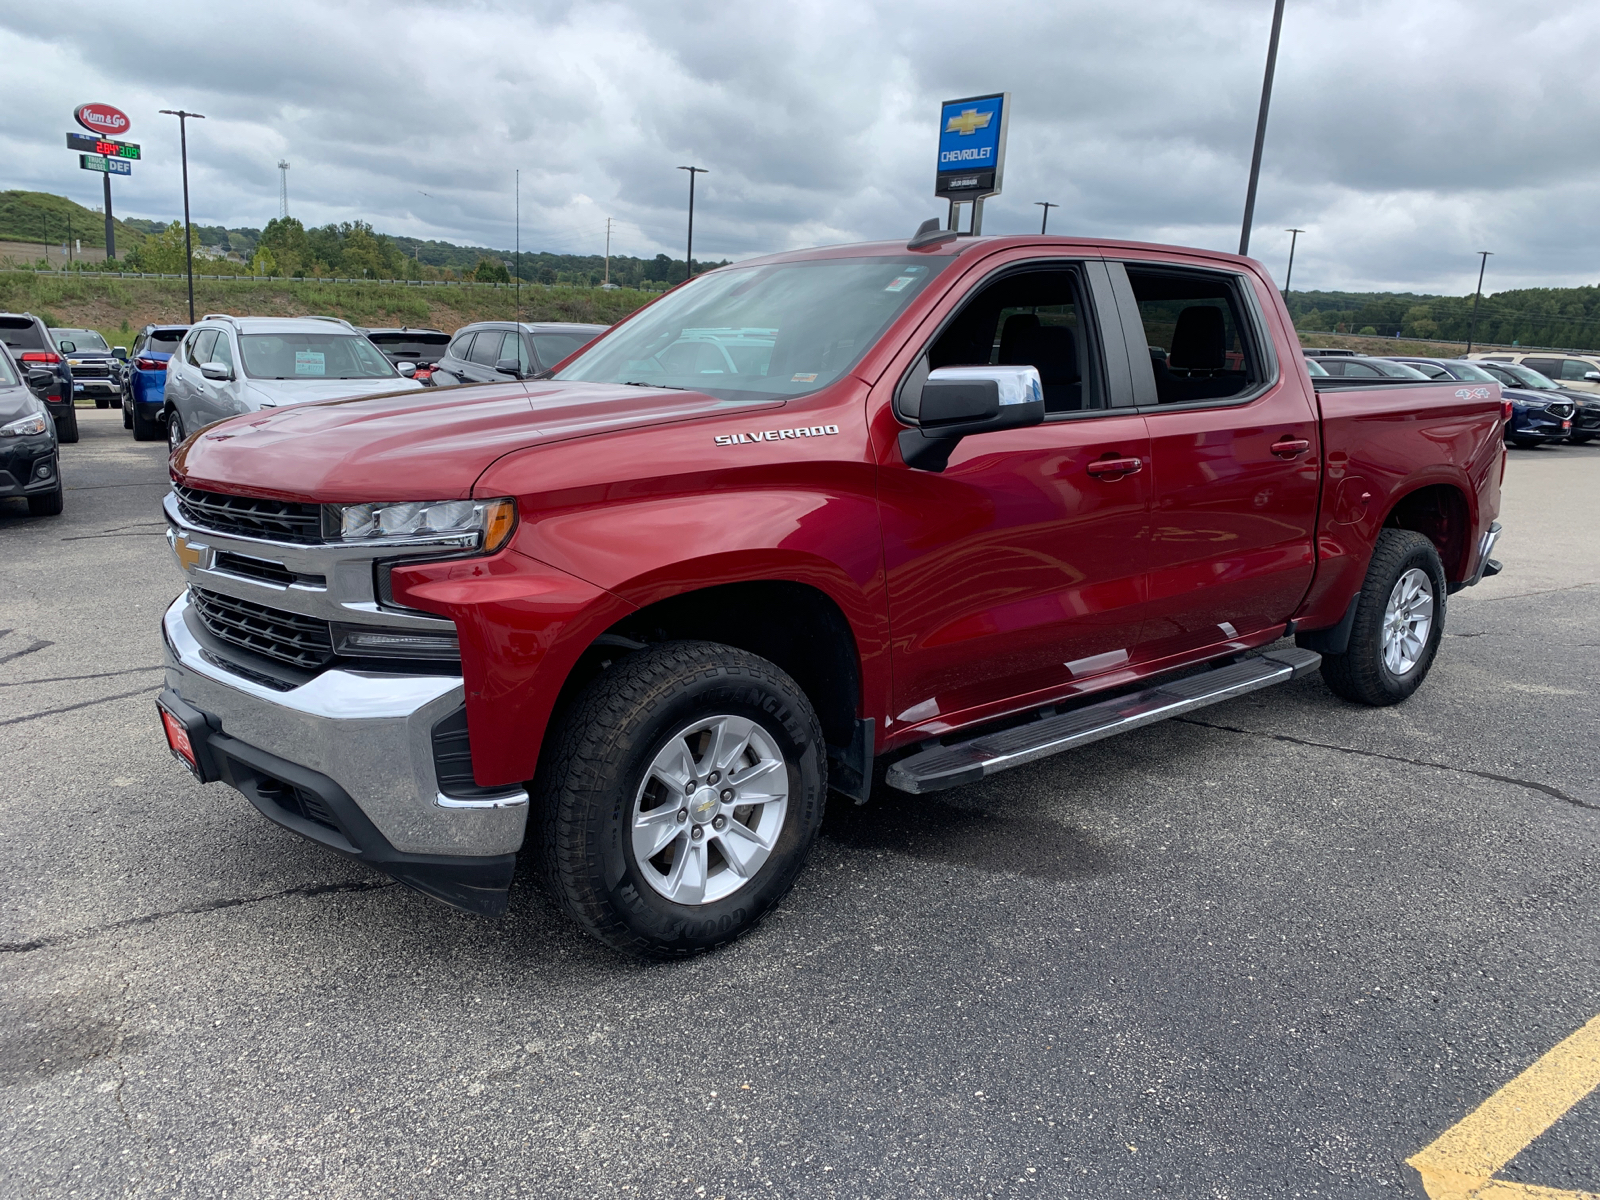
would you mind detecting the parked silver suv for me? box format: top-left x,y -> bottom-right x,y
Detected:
164,315 -> 424,448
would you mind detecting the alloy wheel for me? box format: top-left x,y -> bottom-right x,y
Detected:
1382,567 -> 1434,676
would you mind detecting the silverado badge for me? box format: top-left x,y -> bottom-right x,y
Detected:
715,424 -> 840,447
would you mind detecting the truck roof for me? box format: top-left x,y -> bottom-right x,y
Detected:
725,233 -> 1267,273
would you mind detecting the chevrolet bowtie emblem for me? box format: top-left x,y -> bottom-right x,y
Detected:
945,108 -> 992,136
171,532 -> 211,572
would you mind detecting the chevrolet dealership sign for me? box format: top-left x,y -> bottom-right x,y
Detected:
936,92 -> 1008,201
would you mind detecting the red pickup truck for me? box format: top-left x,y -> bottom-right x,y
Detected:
158,227 -> 1505,957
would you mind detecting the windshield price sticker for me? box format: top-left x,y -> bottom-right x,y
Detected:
294,351 -> 327,376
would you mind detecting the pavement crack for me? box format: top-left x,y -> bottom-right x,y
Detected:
0,665 -> 164,688
0,685 -> 158,726
60,530 -> 166,541
1178,717 -> 1599,811
1484,581 -> 1600,601
0,637 -> 54,665
0,880 -> 398,955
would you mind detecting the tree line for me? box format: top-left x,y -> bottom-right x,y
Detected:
1284,287 -> 1600,350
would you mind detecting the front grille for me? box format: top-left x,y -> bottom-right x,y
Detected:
71,362 -> 112,378
213,550 -> 326,589
175,486 -> 323,544
191,587 -> 336,670
1546,402 -> 1575,420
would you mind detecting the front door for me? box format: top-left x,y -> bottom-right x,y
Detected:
873,259 -> 1154,736
1114,261 -> 1320,659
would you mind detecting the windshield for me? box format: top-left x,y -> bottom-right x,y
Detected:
554,255 -> 950,400
1442,361 -> 1497,383
55,329 -> 109,351
1497,364 -> 1558,390
239,333 -> 396,380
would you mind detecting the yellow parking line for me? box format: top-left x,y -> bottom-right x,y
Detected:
1407,1012 -> 1600,1200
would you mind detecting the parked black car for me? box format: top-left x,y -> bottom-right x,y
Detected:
0,312 -> 76,443
1384,356 -> 1573,447
1470,359 -> 1600,445
52,327 -> 126,410
360,327 -> 451,379
430,321 -> 608,386
0,342 -> 64,516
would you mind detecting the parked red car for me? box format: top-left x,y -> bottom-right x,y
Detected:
158,228 -> 1505,957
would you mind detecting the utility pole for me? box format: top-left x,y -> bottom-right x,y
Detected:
1035,201 -> 1059,234
515,169 -> 520,323
160,109 -> 205,323
278,161 -> 290,220
1239,0 -> 1287,257
678,165 -> 707,284
1466,250 -> 1493,355
1283,227 -> 1304,293
103,173 -> 116,261
604,217 -> 613,286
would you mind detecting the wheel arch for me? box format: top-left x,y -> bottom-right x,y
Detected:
1377,481 -> 1473,583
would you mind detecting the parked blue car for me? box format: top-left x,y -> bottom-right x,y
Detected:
1386,357 -> 1573,448
121,324 -> 189,442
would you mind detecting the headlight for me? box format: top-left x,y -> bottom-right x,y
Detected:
0,413 -> 50,437
324,497 -> 517,551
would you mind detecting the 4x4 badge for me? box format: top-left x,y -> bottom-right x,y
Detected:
715,424 -> 839,446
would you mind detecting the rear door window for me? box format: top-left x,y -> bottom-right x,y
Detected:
447,333 -> 474,361
1522,357 -> 1562,377
1122,267 -> 1263,404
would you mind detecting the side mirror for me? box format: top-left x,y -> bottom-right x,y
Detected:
200,361 -> 233,381
494,357 -> 524,379
898,365 -> 1045,472
113,346 -> 128,360
57,341 -> 76,354
1584,371 -> 1600,382
395,361 -> 417,376
26,368 -> 54,393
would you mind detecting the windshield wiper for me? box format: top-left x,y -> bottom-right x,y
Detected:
622,380 -> 687,390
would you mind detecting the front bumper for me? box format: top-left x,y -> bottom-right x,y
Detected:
161,591 -> 528,913
0,435 -> 59,496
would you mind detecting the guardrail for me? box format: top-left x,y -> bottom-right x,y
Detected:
0,268 -> 663,292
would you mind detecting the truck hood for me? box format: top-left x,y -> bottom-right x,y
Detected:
243,376 -> 424,409
173,380 -> 774,502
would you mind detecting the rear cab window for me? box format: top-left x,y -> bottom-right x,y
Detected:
1121,267 -> 1267,406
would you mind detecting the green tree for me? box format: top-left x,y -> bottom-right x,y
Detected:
259,217 -> 309,277
474,257 -> 510,283
125,221 -> 193,273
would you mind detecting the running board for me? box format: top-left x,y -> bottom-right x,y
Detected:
884,646 -> 1322,794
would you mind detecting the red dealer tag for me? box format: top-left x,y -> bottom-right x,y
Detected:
160,705 -> 199,775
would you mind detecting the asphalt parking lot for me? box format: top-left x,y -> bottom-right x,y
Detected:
3,409 -> 1598,1199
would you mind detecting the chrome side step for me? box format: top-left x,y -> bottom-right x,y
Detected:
884,646 -> 1322,794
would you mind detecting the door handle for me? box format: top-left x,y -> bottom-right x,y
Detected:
1271,437 -> 1310,457
1086,456 -> 1143,478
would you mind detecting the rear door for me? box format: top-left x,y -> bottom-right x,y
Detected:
1110,260 -> 1320,660
874,255 -> 1156,733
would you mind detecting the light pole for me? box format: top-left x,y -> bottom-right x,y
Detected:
678,165 -> 707,284
1239,0 -> 1287,257
160,109 -> 205,322
1466,251 -> 1493,355
1035,201 -> 1059,234
1283,227 -> 1304,294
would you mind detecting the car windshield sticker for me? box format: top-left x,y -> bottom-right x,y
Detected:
791,373 -> 818,382
294,351 -> 326,376
884,276 -> 916,293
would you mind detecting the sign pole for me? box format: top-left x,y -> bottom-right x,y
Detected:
103,173 -> 115,261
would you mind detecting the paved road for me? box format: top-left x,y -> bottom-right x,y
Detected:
3,410 -> 1597,1199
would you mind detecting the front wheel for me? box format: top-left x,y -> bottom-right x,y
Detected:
1571,434 -> 1594,445
27,483 -> 64,517
55,408 -> 79,444
1319,529 -> 1446,706
1509,437 -> 1540,449
166,407 -> 186,450
94,395 -> 110,409
536,641 -> 826,958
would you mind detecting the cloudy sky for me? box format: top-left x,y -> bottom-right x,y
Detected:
3,0 -> 1597,294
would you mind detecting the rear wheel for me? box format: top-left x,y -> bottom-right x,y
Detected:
537,641 -> 826,958
1320,529 -> 1446,707
54,408 -> 79,444
132,405 -> 162,442
122,400 -> 133,429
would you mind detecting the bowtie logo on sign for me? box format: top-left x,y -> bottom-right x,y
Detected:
944,108 -> 992,137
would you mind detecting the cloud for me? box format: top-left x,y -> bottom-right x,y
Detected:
3,0 -> 1597,292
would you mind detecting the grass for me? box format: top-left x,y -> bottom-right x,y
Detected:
0,271 -> 654,352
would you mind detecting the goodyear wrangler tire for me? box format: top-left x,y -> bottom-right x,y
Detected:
535,641 -> 826,958
1319,529 -> 1446,707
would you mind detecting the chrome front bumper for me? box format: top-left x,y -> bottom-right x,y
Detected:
161,591 -> 527,857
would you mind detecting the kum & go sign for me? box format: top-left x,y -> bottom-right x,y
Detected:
76,103 -> 131,136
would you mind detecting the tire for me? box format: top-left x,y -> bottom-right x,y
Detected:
123,401 -> 133,429
132,405 -> 161,441
109,394 -> 122,410
55,408 -> 79,444
1571,434 -> 1594,445
166,407 -> 185,450
27,483 -> 64,517
1319,529 -> 1446,707
536,641 -> 827,958
1510,438 -> 1539,449
94,396 -> 110,409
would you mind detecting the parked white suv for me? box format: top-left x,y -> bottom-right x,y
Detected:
1469,350 -> 1600,395
163,315 -> 425,448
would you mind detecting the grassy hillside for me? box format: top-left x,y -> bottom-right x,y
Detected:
0,271 -> 653,353
0,191 -> 148,254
